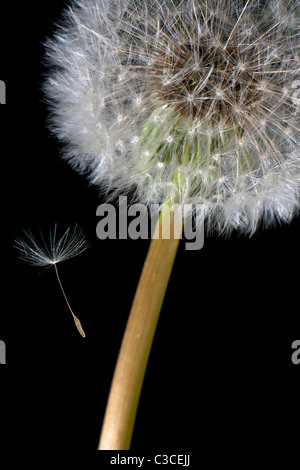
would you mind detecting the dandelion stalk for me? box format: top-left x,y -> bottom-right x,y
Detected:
99,203 -> 182,450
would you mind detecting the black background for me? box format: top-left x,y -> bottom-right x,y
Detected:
1,0 -> 299,460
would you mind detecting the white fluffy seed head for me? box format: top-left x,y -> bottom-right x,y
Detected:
44,0 -> 300,235
14,225 -> 89,267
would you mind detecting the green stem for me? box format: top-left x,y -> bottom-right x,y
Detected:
98,203 -> 183,450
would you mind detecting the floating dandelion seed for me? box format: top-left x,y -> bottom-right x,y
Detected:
14,225 -> 89,338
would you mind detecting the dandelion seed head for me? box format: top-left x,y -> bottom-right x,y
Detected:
45,0 -> 300,234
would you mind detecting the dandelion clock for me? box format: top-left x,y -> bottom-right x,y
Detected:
43,0 -> 300,449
